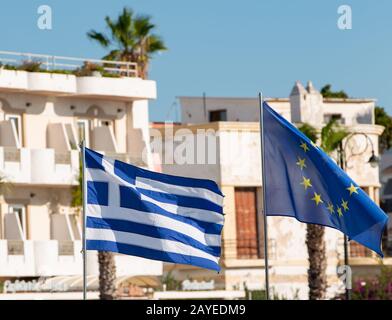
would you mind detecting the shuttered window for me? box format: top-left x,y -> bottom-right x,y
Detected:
235,187 -> 263,259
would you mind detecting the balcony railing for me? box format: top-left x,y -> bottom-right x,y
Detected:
55,152 -> 71,165
58,241 -> 74,256
0,147 -> 79,185
0,50 -> 138,77
7,240 -> 24,255
3,147 -> 20,162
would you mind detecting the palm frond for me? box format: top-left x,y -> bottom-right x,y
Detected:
87,30 -> 110,47
321,119 -> 348,154
104,16 -> 121,44
298,123 -> 318,143
118,8 -> 135,49
134,15 -> 155,38
145,34 -> 167,56
102,49 -> 122,61
118,7 -> 133,32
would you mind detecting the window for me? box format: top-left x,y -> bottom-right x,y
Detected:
383,179 -> 392,197
361,186 -> 370,196
5,114 -> 22,147
382,199 -> 392,213
209,110 -> 227,122
77,119 -> 90,147
350,241 -> 373,258
9,204 -> 26,239
324,113 -> 344,125
234,187 -> 262,259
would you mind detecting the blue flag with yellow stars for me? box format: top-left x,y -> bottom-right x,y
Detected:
263,101 -> 388,256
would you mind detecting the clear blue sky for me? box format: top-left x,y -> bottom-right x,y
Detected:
2,0 -> 392,121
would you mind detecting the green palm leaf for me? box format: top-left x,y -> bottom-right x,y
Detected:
321,119 -> 348,154
87,31 -> 110,47
87,7 -> 167,79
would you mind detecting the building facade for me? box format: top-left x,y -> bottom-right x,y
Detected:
152,81 -> 387,299
379,150 -> 392,256
0,51 -> 162,296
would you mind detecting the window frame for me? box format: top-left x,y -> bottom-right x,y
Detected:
5,114 -> 22,147
209,109 -> 227,122
8,204 -> 27,239
77,119 -> 90,147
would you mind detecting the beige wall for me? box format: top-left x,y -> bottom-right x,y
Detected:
0,184 -> 75,241
0,93 -> 149,155
179,96 -> 291,124
221,186 -> 237,260
0,91 -> 153,243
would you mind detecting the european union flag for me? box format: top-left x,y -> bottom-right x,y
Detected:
262,101 -> 388,256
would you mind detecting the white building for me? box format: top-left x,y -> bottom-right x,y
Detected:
152,81 -> 388,299
379,150 -> 392,256
0,51 -> 162,298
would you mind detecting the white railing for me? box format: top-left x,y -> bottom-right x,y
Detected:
0,50 -> 138,77
0,147 -> 79,186
3,147 -> 21,162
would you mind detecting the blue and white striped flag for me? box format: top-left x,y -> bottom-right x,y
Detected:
84,147 -> 224,271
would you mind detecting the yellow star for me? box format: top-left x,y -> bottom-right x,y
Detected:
347,183 -> 359,196
300,176 -> 312,190
311,192 -> 323,206
296,157 -> 307,170
341,199 -> 349,212
337,207 -> 343,217
300,141 -> 309,152
327,202 -> 334,214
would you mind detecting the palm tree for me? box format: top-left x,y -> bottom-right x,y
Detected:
87,7 -> 167,79
98,250 -> 117,300
299,120 -> 348,300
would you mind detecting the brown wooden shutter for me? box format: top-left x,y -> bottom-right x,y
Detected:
235,187 -> 261,259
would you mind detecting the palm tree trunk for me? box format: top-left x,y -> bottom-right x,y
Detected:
98,251 -> 117,300
306,224 -> 327,299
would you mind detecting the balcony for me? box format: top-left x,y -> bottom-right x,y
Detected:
0,147 -> 79,186
0,50 -> 156,100
0,240 -> 83,277
0,240 -> 162,278
0,146 -> 148,186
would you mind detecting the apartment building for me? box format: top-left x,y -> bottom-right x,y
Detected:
0,51 -> 162,296
152,81 -> 387,299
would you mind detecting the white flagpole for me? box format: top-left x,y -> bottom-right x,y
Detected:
81,140 -> 87,300
258,92 -> 270,300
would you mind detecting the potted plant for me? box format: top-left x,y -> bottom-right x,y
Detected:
75,61 -> 104,77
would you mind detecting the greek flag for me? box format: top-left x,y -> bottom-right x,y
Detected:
84,147 -> 224,271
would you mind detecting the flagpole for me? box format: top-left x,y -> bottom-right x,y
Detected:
258,92 -> 270,300
338,141 -> 351,300
81,139 -> 87,300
